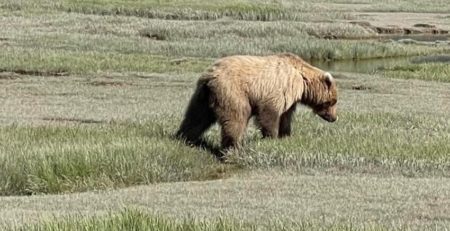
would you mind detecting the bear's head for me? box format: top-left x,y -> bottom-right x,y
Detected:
302,72 -> 338,122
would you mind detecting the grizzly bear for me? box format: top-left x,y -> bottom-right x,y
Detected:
176,53 -> 338,151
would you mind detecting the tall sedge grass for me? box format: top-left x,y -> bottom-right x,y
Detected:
380,63 -> 450,82
0,40 -> 446,77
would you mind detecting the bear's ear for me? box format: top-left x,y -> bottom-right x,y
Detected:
324,72 -> 334,88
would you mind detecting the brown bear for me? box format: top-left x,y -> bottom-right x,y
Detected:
176,53 -> 338,150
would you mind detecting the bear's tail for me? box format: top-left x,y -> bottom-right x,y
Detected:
175,79 -> 216,144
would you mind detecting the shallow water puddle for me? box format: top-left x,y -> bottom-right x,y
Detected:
311,54 -> 450,74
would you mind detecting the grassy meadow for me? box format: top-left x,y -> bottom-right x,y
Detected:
0,0 -> 450,230
12,209 -> 428,231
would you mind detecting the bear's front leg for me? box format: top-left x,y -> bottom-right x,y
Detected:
279,104 -> 296,138
257,107 -> 280,138
220,119 -> 248,149
216,102 -> 251,150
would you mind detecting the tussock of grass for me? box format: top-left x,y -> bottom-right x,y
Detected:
0,122 -> 228,195
62,2 -> 293,21
55,0 -> 355,21
137,20 -> 375,40
231,112 -> 450,174
380,63 -> 450,82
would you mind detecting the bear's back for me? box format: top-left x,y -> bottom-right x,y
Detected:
202,54 -> 305,112
203,54 -> 300,82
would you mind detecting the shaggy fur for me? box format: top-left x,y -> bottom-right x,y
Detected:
176,53 -> 338,150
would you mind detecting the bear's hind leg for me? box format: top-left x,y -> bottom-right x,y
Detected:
179,112 -> 216,145
257,107 -> 280,138
279,104 -> 296,138
176,83 -> 217,145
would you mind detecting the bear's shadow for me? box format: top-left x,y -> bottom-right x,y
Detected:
170,134 -> 225,161
192,139 -> 226,161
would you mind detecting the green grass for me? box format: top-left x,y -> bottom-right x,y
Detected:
12,209 -> 395,231
0,47 -> 211,75
2,0 -> 350,21
61,2 -> 295,21
380,63 -> 450,82
3,38 -> 443,73
4,0 -> 449,20
0,122 -> 230,195
1,30 -> 447,76
2,3 -> 449,72
16,210 -> 259,231
232,112 -> 450,173
3,173 -> 450,230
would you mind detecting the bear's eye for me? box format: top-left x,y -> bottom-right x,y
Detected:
320,99 -> 337,108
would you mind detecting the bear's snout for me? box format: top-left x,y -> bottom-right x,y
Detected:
320,113 -> 337,123
326,115 -> 337,122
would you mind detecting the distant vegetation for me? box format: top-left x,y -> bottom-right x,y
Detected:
381,63 -> 450,82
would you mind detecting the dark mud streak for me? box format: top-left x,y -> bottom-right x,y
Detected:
0,69 -> 69,77
41,117 -> 106,124
139,32 -> 167,40
88,81 -> 132,87
31,92 -> 79,96
0,73 -> 20,80
351,85 -> 372,91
